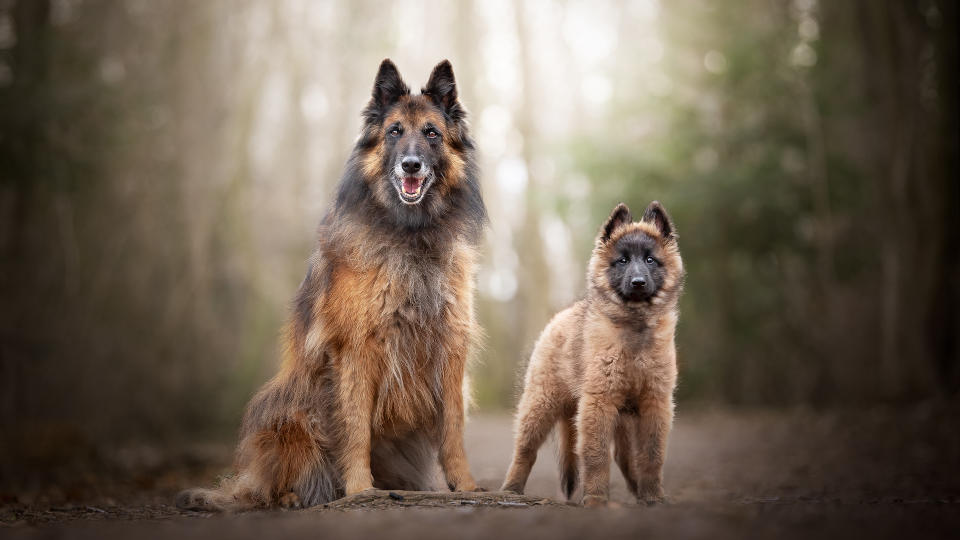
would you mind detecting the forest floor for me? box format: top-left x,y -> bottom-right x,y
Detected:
1,403 -> 959,539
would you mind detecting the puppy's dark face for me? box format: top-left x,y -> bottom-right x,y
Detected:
589,201 -> 683,309
606,232 -> 666,302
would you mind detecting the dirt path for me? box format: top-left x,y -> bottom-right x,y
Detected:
2,406 -> 958,538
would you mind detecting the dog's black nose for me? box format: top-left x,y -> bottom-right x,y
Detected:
630,277 -> 646,289
401,156 -> 422,174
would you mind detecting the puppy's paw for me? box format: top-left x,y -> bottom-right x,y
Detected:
638,486 -> 666,506
500,482 -> 524,495
581,495 -> 608,508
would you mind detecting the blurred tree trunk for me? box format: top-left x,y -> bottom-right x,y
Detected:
0,0 -> 51,437
854,0 -> 949,398
5,0 -> 50,257
928,0 -> 959,394
513,0 -> 553,358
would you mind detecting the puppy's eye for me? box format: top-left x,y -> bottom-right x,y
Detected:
389,128 -> 401,137
426,129 -> 438,139
617,256 -> 628,265
645,256 -> 656,265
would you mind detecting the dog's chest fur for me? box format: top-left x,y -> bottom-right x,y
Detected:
580,310 -> 677,400
319,240 -> 474,433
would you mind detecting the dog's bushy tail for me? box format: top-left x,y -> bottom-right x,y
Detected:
175,440 -> 342,511
175,487 -> 231,512
175,474 -> 260,512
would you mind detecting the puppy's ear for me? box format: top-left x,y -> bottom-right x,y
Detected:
367,59 -> 410,116
422,60 -> 465,121
599,203 -> 633,244
641,200 -> 677,241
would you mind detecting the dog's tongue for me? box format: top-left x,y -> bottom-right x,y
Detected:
403,177 -> 421,195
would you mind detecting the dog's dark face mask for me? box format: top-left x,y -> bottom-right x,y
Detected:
607,232 -> 666,302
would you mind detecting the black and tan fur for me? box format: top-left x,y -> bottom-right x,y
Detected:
501,201 -> 684,507
177,59 -> 486,510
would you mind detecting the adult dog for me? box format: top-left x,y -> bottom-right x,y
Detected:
178,59 -> 485,510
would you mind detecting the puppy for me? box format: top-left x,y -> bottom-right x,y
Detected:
501,201 -> 683,507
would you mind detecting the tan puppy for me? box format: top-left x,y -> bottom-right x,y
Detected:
502,201 -> 683,507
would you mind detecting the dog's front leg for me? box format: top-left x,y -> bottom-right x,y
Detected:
578,392 -> 618,507
438,352 -> 478,492
635,391 -> 672,504
336,356 -> 375,496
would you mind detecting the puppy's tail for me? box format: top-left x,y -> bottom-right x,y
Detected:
557,416 -> 579,501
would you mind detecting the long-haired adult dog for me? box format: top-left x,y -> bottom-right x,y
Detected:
501,202 -> 683,507
177,59 -> 485,510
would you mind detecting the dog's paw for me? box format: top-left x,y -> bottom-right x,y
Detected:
343,484 -> 376,497
581,495 -> 609,508
638,494 -> 667,506
500,483 -> 523,495
278,491 -> 303,510
448,479 -> 481,492
638,486 -> 666,506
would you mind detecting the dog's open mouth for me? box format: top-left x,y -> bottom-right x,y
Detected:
398,176 -> 426,203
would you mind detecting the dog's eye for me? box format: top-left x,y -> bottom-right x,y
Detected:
389,128 -> 401,137
645,256 -> 656,265
617,256 -> 628,265
426,129 -> 438,139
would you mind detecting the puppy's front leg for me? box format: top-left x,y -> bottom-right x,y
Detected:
635,391 -> 673,504
337,356 -> 375,495
614,414 -> 640,497
577,392 -> 618,507
438,352 -> 477,492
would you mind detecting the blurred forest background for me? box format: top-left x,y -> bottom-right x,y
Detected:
0,0 -> 956,478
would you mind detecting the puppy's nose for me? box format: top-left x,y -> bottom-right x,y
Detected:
630,277 -> 646,289
401,156 -> 422,174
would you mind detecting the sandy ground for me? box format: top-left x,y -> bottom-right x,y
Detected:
1,404 -> 959,539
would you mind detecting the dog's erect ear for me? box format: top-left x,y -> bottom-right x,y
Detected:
641,200 -> 677,241
370,59 -> 410,111
599,203 -> 633,243
423,60 -> 464,121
